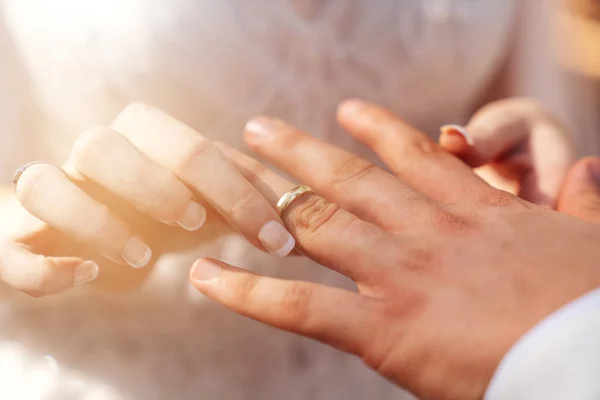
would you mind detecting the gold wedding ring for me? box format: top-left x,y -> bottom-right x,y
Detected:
276,185 -> 314,217
12,161 -> 50,185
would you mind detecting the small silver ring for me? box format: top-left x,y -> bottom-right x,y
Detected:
12,161 -> 50,185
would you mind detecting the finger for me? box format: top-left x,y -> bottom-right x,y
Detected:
557,158 -> 600,225
337,99 -> 489,202
190,258 -> 379,354
441,99 -> 575,206
438,125 -> 475,161
241,116 -> 433,231
441,99 -> 566,168
70,127 -> 206,231
216,142 -> 399,283
14,163 -> 152,268
112,104 -> 294,257
0,243 -> 98,296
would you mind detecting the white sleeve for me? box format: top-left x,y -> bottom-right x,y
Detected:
485,287 -> 600,400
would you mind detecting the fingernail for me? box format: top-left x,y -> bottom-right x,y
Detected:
587,159 -> 600,185
440,125 -> 474,146
244,117 -> 278,142
340,99 -> 367,115
191,259 -> 222,281
73,261 -> 99,286
258,220 -> 296,258
176,201 -> 206,231
121,236 -> 152,268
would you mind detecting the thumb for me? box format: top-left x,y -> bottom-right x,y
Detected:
0,243 -> 99,297
557,157 -> 600,226
439,98 -> 543,168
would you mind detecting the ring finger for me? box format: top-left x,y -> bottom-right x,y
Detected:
216,143 -> 401,284
241,116 -> 434,231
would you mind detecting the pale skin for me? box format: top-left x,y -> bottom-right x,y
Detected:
2,103 -> 297,295
1,98 -> 599,397
0,97 -> 578,295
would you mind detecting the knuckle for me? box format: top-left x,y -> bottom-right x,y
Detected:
430,207 -> 476,235
71,127 -> 116,169
175,139 -> 216,176
346,217 -> 382,239
230,273 -> 260,306
331,156 -> 376,188
229,185 -> 258,218
21,263 -> 55,297
289,196 -> 340,236
477,189 -> 525,208
245,162 -> 269,186
112,102 -> 155,135
116,102 -> 150,124
407,138 -> 443,158
143,172 -> 191,222
280,282 -> 313,323
398,245 -> 439,273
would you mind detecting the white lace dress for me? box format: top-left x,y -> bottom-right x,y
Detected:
0,1 -> 518,399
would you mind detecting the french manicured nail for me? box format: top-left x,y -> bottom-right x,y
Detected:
191,259 -> 222,281
73,261 -> 99,286
440,124 -> 474,146
244,117 -> 279,141
121,236 -> 152,268
258,220 -> 295,258
587,159 -> 600,185
176,201 -> 206,231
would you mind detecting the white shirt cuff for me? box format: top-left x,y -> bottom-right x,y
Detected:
485,287 -> 600,400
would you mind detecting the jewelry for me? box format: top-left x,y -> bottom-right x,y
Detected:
275,185 -> 314,216
12,161 -> 50,185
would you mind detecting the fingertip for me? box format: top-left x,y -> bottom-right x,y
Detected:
439,125 -> 488,168
581,157 -> 600,183
564,157 -> 600,187
558,157 -> 600,223
121,237 -> 152,269
214,141 -> 244,160
190,258 -> 223,284
213,141 -> 230,152
22,255 -> 95,296
244,116 -> 281,147
337,98 -> 368,120
73,260 -> 100,286
176,201 -> 206,232
439,130 -> 468,155
440,125 -> 474,146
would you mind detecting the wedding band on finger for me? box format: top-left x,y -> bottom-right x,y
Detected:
12,161 -> 52,185
276,185 -> 315,217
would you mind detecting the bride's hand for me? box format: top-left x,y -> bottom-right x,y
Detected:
190,100 -> 600,400
439,98 -> 576,207
5,104 -> 293,295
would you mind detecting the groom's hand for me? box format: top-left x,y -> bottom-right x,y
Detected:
189,100 -> 600,400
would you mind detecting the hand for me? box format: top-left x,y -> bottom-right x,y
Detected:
4,104 -> 294,296
189,100 -> 600,400
439,98 -> 576,207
